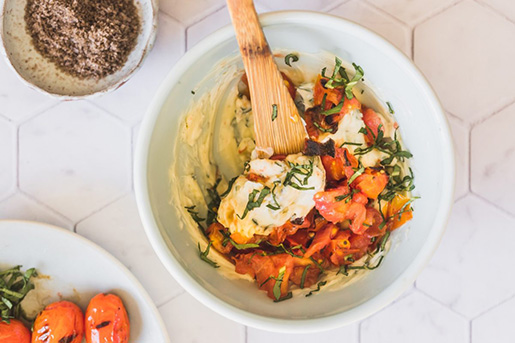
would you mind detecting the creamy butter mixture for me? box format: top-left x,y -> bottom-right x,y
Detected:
218,154 -> 325,238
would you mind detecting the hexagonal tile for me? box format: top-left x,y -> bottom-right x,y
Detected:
0,192 -> 72,229
248,324 -> 358,343
0,56 -> 58,122
417,195 -> 515,318
471,102 -> 515,215
256,0 -> 343,11
480,0 -> 515,23
472,296 -> 515,343
19,102 -> 131,222
160,0 -> 225,26
414,0 -> 515,123
361,291 -> 468,343
366,0 -> 457,26
332,0 -> 412,56
76,194 -> 183,305
90,13 -> 185,123
448,115 -> 469,200
0,116 -> 15,201
186,6 -> 230,50
158,292 -> 245,343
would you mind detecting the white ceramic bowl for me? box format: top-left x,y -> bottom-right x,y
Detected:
0,0 -> 157,98
135,11 -> 455,333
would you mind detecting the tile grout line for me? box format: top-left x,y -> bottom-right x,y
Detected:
470,192 -> 515,220
411,0 -> 465,30
468,98 -> 515,130
416,287 -> 470,321
474,0 -> 515,25
74,191 -> 132,231
470,292 -> 515,321
18,189 -> 74,226
156,289 -> 186,308
323,0 -> 350,13
468,118 -> 472,195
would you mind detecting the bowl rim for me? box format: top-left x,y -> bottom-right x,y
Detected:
134,10 -> 455,333
0,0 -> 158,100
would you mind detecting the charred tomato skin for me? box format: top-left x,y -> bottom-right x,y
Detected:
32,301 -> 84,343
85,293 -> 130,343
0,319 -> 31,343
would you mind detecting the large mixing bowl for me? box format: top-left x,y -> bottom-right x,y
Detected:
135,11 -> 455,333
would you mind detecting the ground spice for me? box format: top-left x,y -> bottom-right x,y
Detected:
25,0 -> 141,79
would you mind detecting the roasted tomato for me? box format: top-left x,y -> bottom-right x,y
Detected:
332,96 -> 362,122
304,223 -> 337,258
353,168 -> 389,199
386,194 -> 413,230
32,301 -> 84,343
234,253 -> 296,300
321,147 -> 359,182
0,319 -> 30,343
313,75 -> 343,109
85,293 -> 130,343
207,223 -> 233,254
268,211 -> 314,245
314,186 -> 367,234
362,107 -> 384,144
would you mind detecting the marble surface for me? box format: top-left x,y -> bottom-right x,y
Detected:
1,0 -> 513,341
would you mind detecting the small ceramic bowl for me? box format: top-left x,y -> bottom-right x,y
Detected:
135,11 -> 455,333
0,0 -> 158,99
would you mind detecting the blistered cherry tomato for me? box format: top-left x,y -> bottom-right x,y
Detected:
0,319 -> 31,343
32,301 -> 84,343
85,293 -> 129,343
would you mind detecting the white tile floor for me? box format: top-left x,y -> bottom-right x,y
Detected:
1,0 -> 514,341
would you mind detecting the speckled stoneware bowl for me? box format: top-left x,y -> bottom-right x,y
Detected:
135,11 -> 455,333
0,0 -> 158,98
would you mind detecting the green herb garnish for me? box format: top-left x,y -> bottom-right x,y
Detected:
272,104 -> 278,121
1,266 -> 37,323
238,187 -> 271,219
283,160 -> 315,191
285,53 -> 299,67
220,176 -> 238,198
313,121 -> 335,133
306,281 -> 327,297
387,101 -> 395,114
321,101 -> 344,116
185,205 -> 206,229
300,265 -> 311,289
347,166 -> 365,185
345,63 -> 364,99
198,242 -> 219,268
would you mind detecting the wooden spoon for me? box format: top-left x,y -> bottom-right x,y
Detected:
226,0 -> 307,155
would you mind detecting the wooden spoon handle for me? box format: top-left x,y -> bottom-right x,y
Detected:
226,0 -> 270,58
226,0 -> 307,155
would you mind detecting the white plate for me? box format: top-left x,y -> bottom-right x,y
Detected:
0,220 -> 170,343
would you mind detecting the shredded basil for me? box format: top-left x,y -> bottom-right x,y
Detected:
306,281 -> 327,297
238,187 -> 271,219
347,166 -> 365,185
0,266 -> 37,322
272,104 -> 278,121
300,265 -> 311,289
345,63 -> 364,99
387,101 -> 395,114
285,53 -> 299,67
313,121 -> 335,133
198,242 -> 219,268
